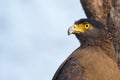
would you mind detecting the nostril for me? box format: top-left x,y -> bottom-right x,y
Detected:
73,25 -> 77,28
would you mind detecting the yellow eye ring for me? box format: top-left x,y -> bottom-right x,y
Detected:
84,24 -> 90,29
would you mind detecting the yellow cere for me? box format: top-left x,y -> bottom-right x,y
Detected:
71,22 -> 93,34
76,22 -> 92,33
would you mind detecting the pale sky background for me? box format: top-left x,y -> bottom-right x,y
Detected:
0,0 -> 86,80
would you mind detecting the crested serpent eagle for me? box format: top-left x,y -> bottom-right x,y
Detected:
52,19 -> 120,80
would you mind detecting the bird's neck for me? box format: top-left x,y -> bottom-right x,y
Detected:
80,38 -> 116,61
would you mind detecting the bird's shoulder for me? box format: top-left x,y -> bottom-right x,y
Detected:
52,48 -> 85,80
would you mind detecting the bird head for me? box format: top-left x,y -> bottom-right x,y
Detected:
68,19 -> 107,40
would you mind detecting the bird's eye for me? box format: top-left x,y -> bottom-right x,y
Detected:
84,24 -> 90,29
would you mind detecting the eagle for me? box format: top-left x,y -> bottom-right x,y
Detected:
52,19 -> 120,80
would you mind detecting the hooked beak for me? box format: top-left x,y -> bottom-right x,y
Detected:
68,25 -> 76,35
68,24 -> 84,35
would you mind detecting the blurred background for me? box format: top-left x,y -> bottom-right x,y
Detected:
0,0 -> 86,80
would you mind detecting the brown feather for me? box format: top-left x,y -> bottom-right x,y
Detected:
52,46 -> 120,80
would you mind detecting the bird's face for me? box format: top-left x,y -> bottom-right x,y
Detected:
68,19 -> 106,40
68,22 -> 93,35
